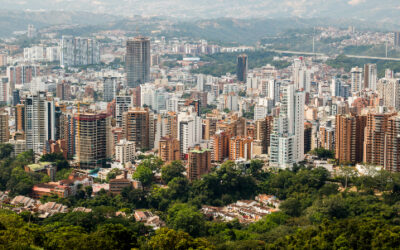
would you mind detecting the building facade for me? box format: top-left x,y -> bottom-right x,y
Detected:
126,36 -> 151,87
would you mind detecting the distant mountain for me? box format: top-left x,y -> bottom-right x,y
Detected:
0,10 -> 122,37
2,0 -> 400,23
1,10 -> 400,45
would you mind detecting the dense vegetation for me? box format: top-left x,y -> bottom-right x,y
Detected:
0,144 -> 400,249
327,55 -> 400,77
191,51 -> 290,77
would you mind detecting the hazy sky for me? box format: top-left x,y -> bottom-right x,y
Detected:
2,0 -> 399,20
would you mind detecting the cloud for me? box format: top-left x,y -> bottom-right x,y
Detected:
348,0 -> 366,6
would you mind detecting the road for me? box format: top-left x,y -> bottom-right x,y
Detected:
268,49 -> 400,62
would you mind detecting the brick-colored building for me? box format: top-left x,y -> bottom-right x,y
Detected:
158,136 -> 180,163
75,111 -> 112,168
384,115 -> 400,172
255,116 -> 273,154
229,136 -> 253,161
0,110 -> 9,143
123,107 -> 152,151
335,114 -> 367,164
187,146 -> 211,181
363,112 -> 395,166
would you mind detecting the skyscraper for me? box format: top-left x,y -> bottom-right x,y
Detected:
351,67 -> 363,93
103,76 -> 116,102
211,130 -> 230,162
115,96 -> 133,127
377,78 -> 400,110
384,115 -> 400,172
237,54 -> 248,83
229,136 -> 253,161
255,116 -> 273,154
364,64 -> 377,91
15,104 -> 25,132
75,111 -> 111,168
0,110 -> 9,144
331,77 -> 342,97
122,107 -> 153,151
178,110 -> 202,157
56,81 -> 71,100
394,32 -> 400,48
158,136 -> 180,163
0,78 -> 8,105
363,112 -> 395,166
7,65 -> 39,86
335,114 -> 367,164
187,146 -> 211,181
126,36 -> 151,87
60,36 -> 100,67
25,92 -> 56,154
270,84 -> 305,168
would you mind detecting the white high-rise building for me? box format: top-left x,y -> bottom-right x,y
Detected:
254,105 -> 268,121
293,59 -> 311,92
266,79 -> 280,103
140,83 -> 155,108
377,78 -> 400,110
0,78 -> 9,105
351,67 -> 363,93
25,92 -> 56,154
197,74 -> 204,91
270,84 -> 305,168
116,96 -> 133,127
115,139 -> 136,164
177,109 -> 202,156
24,46 -> 45,62
331,77 -> 341,97
46,47 -> 61,62
364,64 -> 377,91
61,36 -> 100,67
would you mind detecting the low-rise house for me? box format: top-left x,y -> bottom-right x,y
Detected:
109,179 -> 132,194
134,210 -> 165,229
0,192 -> 9,203
11,196 -> 36,208
202,195 -> 282,223
32,182 -> 71,199
24,162 -> 57,181
73,207 -> 93,213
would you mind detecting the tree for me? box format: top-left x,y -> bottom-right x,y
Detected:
44,226 -> 91,250
40,153 -> 65,162
161,161 -> 185,184
248,159 -> 264,179
132,165 -> 154,187
167,203 -> 206,237
144,228 -> 211,250
168,177 -> 190,201
90,223 -> 136,249
106,168 -> 122,182
85,186 -> 93,198
0,144 -> 13,159
310,148 -> 334,159
280,198 -> 302,217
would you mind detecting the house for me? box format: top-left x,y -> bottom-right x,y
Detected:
73,207 -> 93,213
10,196 -> 36,208
24,162 -> 57,181
109,179 -> 132,194
134,210 -> 153,222
32,182 -> 71,199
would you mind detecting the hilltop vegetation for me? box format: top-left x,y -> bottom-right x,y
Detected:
0,144 -> 400,248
